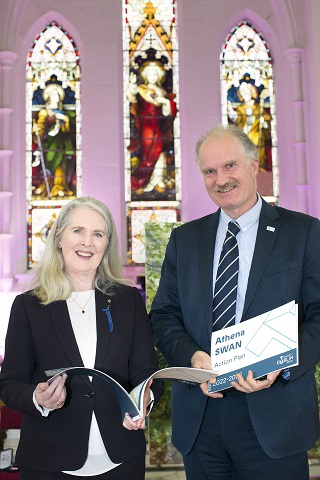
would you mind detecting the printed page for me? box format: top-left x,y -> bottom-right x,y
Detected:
209,300 -> 299,392
46,366 -> 219,420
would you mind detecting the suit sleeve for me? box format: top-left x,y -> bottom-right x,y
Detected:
290,216 -> 320,381
128,287 -> 163,404
150,228 -> 203,367
0,294 -> 41,414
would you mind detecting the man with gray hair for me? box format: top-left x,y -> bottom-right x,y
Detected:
150,124 -> 320,479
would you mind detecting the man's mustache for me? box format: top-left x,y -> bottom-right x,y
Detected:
213,183 -> 238,193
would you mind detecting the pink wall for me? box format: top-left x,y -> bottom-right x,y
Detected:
0,0 -> 319,294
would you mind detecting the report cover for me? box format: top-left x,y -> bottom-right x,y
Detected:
208,300 -> 299,392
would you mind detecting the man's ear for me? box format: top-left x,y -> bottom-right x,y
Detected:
252,158 -> 259,176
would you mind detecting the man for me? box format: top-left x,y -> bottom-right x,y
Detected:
150,124 -> 320,479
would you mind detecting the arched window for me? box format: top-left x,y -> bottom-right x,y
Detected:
221,20 -> 278,203
26,21 -> 81,267
123,0 -> 180,264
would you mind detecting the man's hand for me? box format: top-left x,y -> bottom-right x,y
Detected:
231,369 -> 281,393
191,351 -> 224,399
191,350 -> 211,370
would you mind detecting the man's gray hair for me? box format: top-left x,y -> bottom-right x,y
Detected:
195,124 -> 259,167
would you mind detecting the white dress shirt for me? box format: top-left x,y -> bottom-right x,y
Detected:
212,195 -> 262,324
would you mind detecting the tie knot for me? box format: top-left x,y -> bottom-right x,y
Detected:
227,221 -> 240,237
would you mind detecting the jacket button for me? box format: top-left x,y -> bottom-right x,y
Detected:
84,391 -> 95,398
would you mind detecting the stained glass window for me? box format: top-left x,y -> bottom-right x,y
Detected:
220,20 -> 278,203
26,22 -> 81,267
127,204 -> 180,264
123,0 -> 181,263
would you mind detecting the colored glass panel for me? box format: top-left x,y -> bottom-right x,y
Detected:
123,0 -> 180,263
27,205 -> 61,268
220,20 -> 278,202
127,205 -> 179,264
26,22 -> 81,266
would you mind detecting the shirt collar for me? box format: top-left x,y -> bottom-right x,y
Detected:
220,194 -> 262,233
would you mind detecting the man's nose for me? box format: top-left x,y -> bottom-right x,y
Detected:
215,170 -> 228,185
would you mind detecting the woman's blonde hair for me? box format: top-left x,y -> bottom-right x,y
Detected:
30,197 -> 130,304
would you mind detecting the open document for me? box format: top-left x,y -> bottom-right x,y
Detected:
46,366 -> 218,421
208,300 -> 299,392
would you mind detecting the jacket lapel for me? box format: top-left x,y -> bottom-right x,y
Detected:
48,300 -> 84,367
94,289 -> 112,370
242,200 -> 280,320
199,211 -> 220,336
48,290 -> 112,387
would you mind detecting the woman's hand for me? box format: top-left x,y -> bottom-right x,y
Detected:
122,379 -> 153,431
34,373 -> 67,410
123,412 -> 146,430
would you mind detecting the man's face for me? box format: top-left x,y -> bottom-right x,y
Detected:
199,134 -> 259,219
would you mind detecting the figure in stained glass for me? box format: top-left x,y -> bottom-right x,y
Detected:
227,74 -> 272,172
127,60 -> 177,195
220,20 -> 278,200
32,78 -> 76,198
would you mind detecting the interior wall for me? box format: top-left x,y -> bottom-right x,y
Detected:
0,0 -> 318,289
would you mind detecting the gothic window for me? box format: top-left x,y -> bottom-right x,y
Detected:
221,20 -> 278,203
123,0 -> 180,263
26,21 -> 81,267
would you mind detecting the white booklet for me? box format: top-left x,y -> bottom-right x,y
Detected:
209,300 -> 299,392
46,366 -> 218,421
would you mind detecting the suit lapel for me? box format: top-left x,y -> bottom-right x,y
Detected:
242,200 -> 280,320
199,211 -> 220,335
48,300 -> 84,367
48,290 -> 112,387
94,289 -> 112,370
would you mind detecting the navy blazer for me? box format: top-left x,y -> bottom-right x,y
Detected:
0,285 -> 161,471
151,199 -> 320,458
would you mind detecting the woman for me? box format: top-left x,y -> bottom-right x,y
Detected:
0,197 -> 162,479
33,82 -> 75,198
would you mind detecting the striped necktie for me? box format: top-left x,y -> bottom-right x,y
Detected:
212,221 -> 240,331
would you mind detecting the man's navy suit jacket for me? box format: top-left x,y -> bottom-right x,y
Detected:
151,199 -> 320,458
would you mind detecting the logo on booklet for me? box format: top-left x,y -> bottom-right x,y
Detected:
277,353 -> 294,366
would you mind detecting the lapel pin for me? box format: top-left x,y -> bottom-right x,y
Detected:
266,226 -> 275,232
102,299 -> 113,332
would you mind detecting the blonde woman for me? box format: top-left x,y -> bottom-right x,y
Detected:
0,197 -> 162,480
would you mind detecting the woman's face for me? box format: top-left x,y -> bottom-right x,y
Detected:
59,207 -> 108,286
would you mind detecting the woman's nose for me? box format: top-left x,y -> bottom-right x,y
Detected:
82,234 -> 92,246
